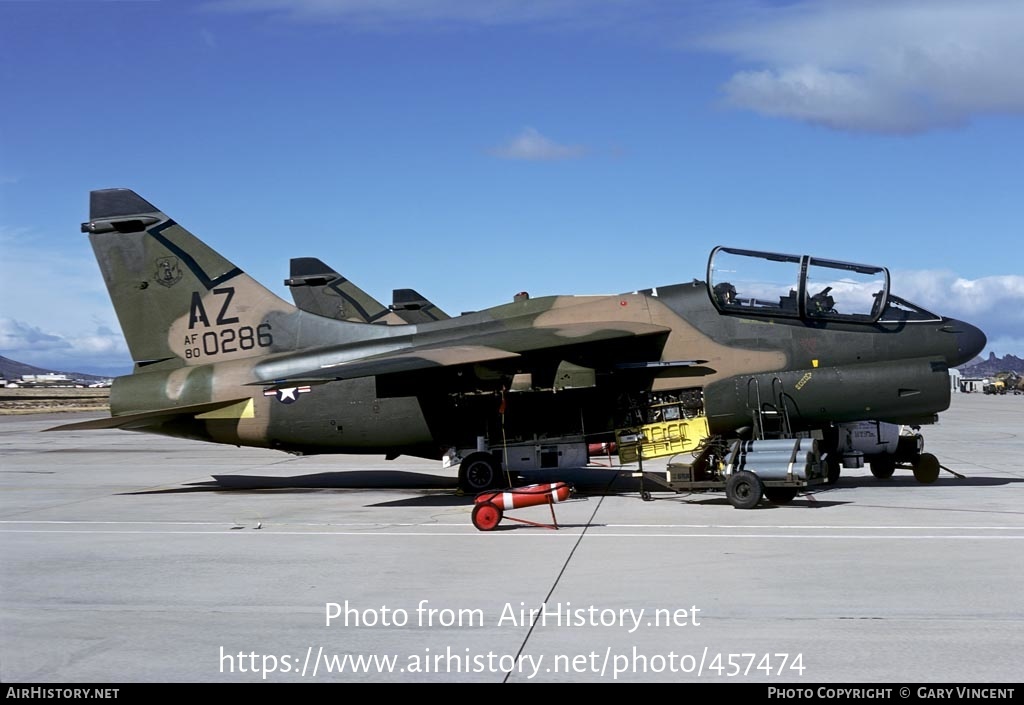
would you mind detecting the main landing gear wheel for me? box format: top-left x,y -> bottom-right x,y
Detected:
912,452 -> 940,484
458,452 -> 502,493
471,502 -> 503,531
870,455 -> 896,480
764,487 -> 798,505
726,470 -> 763,510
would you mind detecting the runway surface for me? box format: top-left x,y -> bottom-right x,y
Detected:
2,393 -> 1022,683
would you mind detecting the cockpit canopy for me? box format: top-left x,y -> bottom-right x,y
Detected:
708,247 -> 894,323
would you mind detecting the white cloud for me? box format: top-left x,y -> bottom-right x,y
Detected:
0,317 -> 129,376
489,127 -> 587,161
701,0 -> 1024,133
0,319 -> 68,353
720,65 -> 954,133
893,270 -> 1024,357
0,226 -> 132,375
202,1 -> 1024,134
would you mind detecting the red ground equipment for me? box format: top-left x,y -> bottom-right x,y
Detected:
471,482 -> 573,531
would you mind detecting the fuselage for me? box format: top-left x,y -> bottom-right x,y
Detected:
109,278 -> 985,457
77,191 -> 987,466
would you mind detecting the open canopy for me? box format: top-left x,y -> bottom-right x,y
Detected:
707,246 -> 894,323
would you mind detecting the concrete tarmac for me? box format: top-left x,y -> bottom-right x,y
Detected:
1,393 -> 1022,684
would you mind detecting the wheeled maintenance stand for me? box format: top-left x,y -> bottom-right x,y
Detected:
641,437 -> 829,509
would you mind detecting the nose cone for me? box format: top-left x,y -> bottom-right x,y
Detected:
946,319 -> 987,366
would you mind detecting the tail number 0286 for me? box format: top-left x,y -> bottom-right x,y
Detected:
183,324 -> 273,359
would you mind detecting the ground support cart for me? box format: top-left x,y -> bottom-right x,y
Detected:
640,437 -> 829,509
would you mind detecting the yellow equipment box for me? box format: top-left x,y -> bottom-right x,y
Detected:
616,415 -> 710,463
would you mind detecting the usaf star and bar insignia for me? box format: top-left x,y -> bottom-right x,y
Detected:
263,386 -> 312,404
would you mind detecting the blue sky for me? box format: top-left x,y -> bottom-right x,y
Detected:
1,0 -> 1022,376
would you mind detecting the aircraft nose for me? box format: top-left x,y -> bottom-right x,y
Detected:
946,319 -> 987,366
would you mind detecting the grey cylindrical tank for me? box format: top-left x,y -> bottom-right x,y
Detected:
732,461 -> 816,480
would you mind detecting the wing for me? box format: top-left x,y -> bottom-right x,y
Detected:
254,321 -> 674,387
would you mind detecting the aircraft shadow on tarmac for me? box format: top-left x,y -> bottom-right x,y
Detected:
647,493 -> 850,509
825,474 -> 1022,489
123,470 -> 460,498
210,470 -> 459,490
118,467 -> 1023,513
119,473 -> 851,510
121,466 -> 646,495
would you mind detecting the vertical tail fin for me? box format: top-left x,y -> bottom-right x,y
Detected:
391,288 -> 451,323
285,257 -> 403,324
83,189 -> 300,371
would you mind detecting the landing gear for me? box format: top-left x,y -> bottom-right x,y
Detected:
869,450 -> 940,483
726,470 -> 763,509
870,455 -> 896,479
896,431 -> 941,483
458,452 -> 503,493
831,422 -> 954,484
912,452 -> 940,484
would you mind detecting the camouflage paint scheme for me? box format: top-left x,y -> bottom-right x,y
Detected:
53,189 -> 986,492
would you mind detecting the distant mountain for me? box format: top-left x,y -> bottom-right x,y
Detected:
0,355 -> 110,383
958,353 -> 1024,377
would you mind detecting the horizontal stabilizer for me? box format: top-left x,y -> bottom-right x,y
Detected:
44,398 -> 253,432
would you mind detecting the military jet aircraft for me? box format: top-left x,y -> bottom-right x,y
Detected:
284,257 -> 450,325
52,189 -> 986,500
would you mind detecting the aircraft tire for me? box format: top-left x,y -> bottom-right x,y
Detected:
459,452 -> 503,493
764,487 -> 798,504
870,455 -> 896,480
726,470 -> 763,509
912,452 -> 940,484
471,502 -> 503,531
